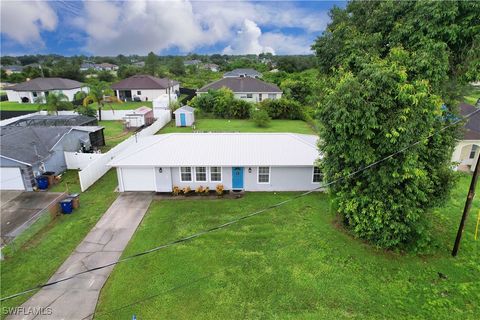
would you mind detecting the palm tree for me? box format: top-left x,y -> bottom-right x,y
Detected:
45,92 -> 73,115
83,81 -> 122,121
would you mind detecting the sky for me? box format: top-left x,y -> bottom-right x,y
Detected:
0,0 -> 345,57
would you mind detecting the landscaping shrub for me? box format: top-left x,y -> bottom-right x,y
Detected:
251,109 -> 271,127
258,98 -> 304,120
228,99 -> 252,119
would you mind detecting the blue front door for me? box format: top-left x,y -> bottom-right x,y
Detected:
180,113 -> 186,126
232,167 -> 244,189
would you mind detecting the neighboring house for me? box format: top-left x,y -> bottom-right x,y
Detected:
173,106 -> 195,127
108,133 -> 322,192
111,75 -> 180,102
1,65 -> 24,75
0,126 -> 104,191
133,61 -> 145,68
5,77 -> 87,103
184,59 -> 202,66
451,103 -> 480,172
203,63 -> 219,72
197,77 -> 282,102
80,62 -> 119,72
223,68 -> 262,78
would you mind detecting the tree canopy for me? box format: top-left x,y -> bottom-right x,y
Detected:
313,0 -> 479,249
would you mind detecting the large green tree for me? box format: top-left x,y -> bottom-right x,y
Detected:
313,0 -> 479,249
83,80 -> 122,121
144,51 -> 159,76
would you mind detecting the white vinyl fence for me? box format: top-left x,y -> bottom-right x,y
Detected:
65,152 -> 104,170
54,110 -> 135,121
78,110 -> 171,191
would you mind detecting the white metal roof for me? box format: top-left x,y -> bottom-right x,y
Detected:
108,133 -> 320,167
173,106 -> 195,114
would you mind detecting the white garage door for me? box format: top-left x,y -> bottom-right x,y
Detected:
0,167 -> 25,190
121,168 -> 155,191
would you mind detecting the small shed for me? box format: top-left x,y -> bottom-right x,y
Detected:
173,106 -> 195,127
124,106 -> 154,129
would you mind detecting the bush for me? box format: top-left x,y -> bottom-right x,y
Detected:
251,109 -> 271,127
258,98 -> 304,120
76,105 -> 97,117
216,184 -> 224,195
229,99 -> 252,119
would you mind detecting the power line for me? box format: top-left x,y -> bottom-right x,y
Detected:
1,108 -> 479,303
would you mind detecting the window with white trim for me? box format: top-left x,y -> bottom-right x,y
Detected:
268,93 -> 276,99
258,167 -> 270,183
180,167 -> 192,182
210,167 -> 222,182
470,145 -> 478,159
195,167 -> 207,182
246,93 -> 253,98
313,167 -> 322,183
137,90 -> 142,95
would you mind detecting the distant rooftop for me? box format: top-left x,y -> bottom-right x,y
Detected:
459,102 -> 480,140
223,68 -> 262,78
7,77 -> 84,91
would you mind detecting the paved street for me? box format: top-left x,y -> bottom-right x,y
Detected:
8,192 -> 153,320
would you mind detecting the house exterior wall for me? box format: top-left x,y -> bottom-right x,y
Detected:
197,91 -> 282,103
452,140 -> 480,172
117,166 -> 320,192
118,85 -> 180,102
6,88 -> 86,103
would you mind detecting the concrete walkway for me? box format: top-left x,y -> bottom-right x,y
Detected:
8,192 -> 153,320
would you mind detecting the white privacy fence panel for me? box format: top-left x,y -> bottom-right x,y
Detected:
78,110 -> 171,191
54,110 -> 133,120
65,152 -> 104,170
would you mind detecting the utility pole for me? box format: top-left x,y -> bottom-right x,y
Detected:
452,154 -> 480,256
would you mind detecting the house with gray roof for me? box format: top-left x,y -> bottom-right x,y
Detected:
5,77 -> 87,104
223,68 -> 262,78
197,77 -> 282,103
451,102 -> 480,172
1,65 -> 24,75
111,75 -> 180,102
0,126 -> 104,191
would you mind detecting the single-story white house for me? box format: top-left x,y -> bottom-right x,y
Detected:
174,106 -> 195,127
108,133 -> 322,192
197,77 -> 282,103
5,77 -> 87,103
451,103 -> 480,172
111,75 -> 179,102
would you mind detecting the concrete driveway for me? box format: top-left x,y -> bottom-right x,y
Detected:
8,192 -> 153,320
1,192 -> 65,244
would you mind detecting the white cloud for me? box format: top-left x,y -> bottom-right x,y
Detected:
260,32 -> 314,55
0,0 -> 57,46
223,19 -> 275,55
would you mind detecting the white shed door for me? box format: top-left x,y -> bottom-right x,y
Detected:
0,167 -> 25,190
121,168 -> 155,191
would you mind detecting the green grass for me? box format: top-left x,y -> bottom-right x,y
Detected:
158,119 -> 316,134
0,170 -> 119,316
99,101 -> 153,110
0,101 -> 152,111
463,86 -> 479,105
96,174 -> 479,319
99,120 -> 133,151
0,101 -> 43,111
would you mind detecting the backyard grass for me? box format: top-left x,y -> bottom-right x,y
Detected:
99,120 -> 133,151
0,101 -> 43,111
0,101 -> 151,111
0,170 -> 119,317
96,173 -> 479,319
463,86 -> 479,105
158,119 -> 316,134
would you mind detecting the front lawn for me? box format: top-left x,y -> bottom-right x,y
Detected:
99,120 -> 133,151
0,170 -> 119,316
0,101 -> 152,111
96,174 -> 479,319
158,119 -> 316,134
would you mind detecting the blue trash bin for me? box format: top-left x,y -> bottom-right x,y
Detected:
60,199 -> 73,214
36,176 -> 49,190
